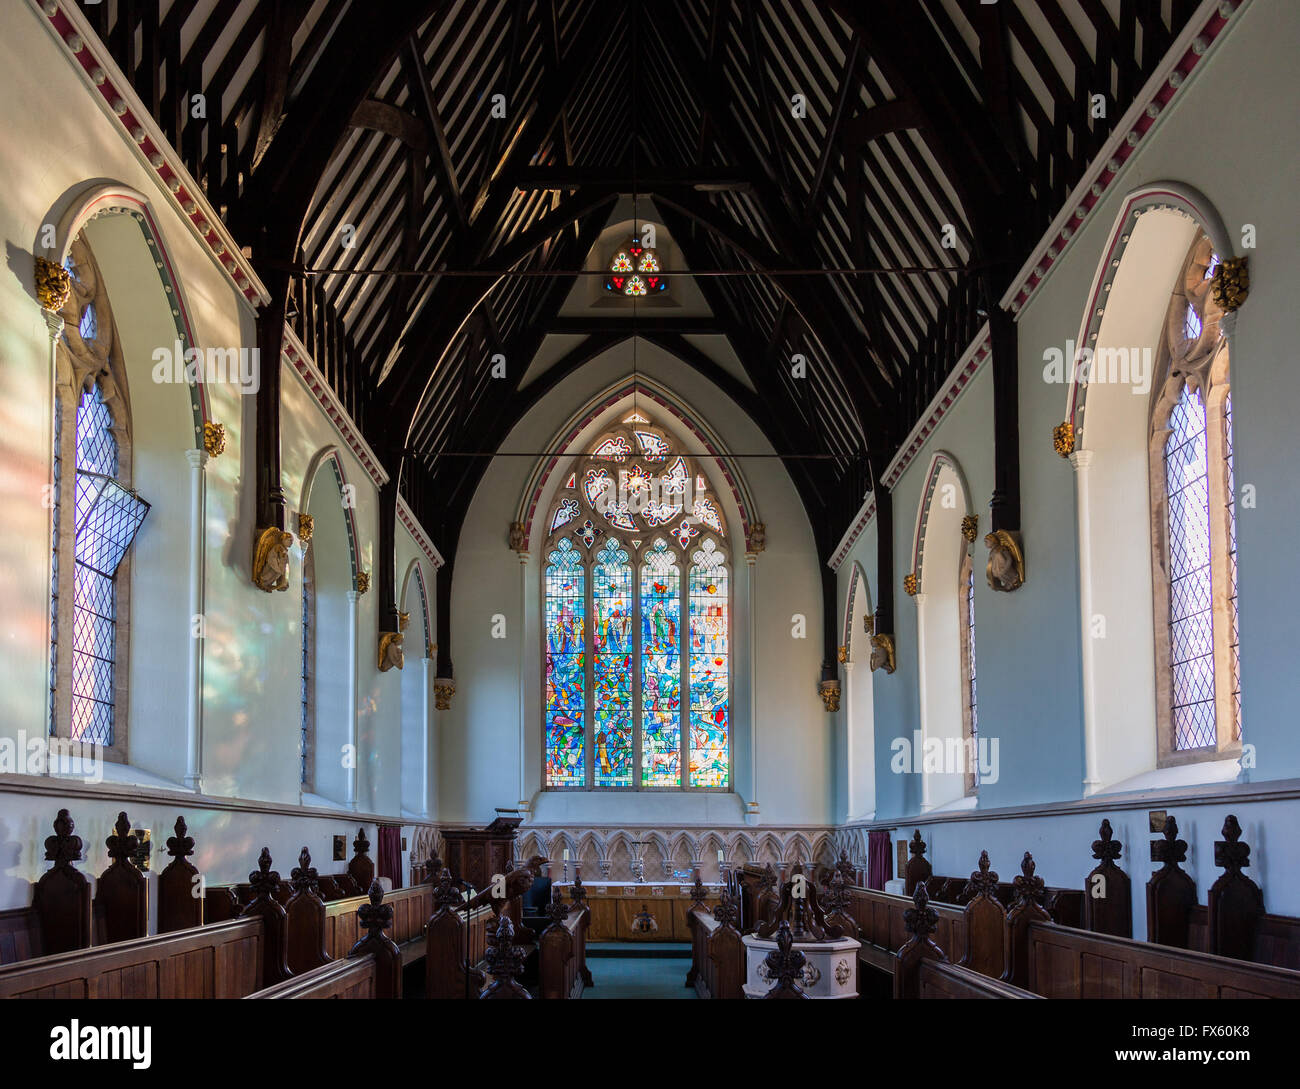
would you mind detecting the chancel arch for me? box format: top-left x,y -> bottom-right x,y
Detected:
1065,184 -> 1243,794
907,452 -> 978,813
841,561 -> 876,822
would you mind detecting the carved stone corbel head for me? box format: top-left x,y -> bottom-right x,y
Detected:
869,633 -> 896,674
984,529 -> 1025,592
252,526 -> 293,593
378,631 -> 404,672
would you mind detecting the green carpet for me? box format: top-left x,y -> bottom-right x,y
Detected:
582,955 -> 697,999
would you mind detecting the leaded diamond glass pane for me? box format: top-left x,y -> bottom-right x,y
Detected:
1164,385 -> 1216,750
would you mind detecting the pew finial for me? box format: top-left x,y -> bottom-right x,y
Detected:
105,812 -> 139,864
909,830 -> 928,858
46,809 -> 84,864
760,921 -> 808,998
712,888 -> 740,929
358,880 -> 393,936
689,870 -> 708,907
249,847 -> 281,896
904,880 -> 939,939
291,847 -> 320,895
353,826 -> 370,858
1151,815 -> 1188,868
166,816 -> 194,860
1092,819 -> 1122,862
966,850 -> 1000,900
480,912 -> 530,999
1215,815 -> 1250,873
1012,851 -> 1046,909
571,869 -> 587,904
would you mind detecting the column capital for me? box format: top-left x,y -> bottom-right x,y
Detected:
1069,449 -> 1095,471
185,447 -> 209,470
347,590 -> 362,605
43,311 -> 65,343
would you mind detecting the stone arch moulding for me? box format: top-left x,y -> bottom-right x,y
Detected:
513,376 -> 760,552
842,561 -> 874,660
400,557 -> 434,657
41,182 -> 213,446
300,446 -> 362,589
1064,182 -> 1235,442
908,451 -> 974,594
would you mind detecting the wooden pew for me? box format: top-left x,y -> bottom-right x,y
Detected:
92,812 -> 147,946
157,816 -> 202,933
248,882 -> 402,1000
0,845 -> 294,998
1024,920 -> 1300,998
919,960 -> 1043,999
480,913 -> 530,1000
424,869 -> 495,999
686,891 -> 744,999
0,809 -> 90,965
1144,811 -> 1300,968
537,888 -> 589,999
0,915 -> 269,999
324,880 -> 432,963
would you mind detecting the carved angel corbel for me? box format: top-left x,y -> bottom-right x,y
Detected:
252,526 -> 293,592
984,530 -> 1025,593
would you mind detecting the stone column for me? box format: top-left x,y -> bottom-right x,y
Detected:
1071,448 -> 1101,795
346,588 -> 361,810
42,309 -> 66,769
914,592 -> 931,813
744,552 -> 759,824
517,550 -> 529,814
420,654 -> 434,818
184,447 -> 209,791
843,660 -> 855,821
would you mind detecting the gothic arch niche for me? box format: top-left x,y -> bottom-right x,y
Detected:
1067,185 -> 1241,792
538,400 -> 739,795
909,453 -> 976,813
399,559 -> 434,816
44,185 -> 207,778
842,562 -> 876,822
299,448 -> 360,804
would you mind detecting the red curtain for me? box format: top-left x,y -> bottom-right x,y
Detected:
377,825 -> 403,891
867,830 -> 892,890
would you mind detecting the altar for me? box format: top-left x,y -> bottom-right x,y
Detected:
555,881 -> 722,942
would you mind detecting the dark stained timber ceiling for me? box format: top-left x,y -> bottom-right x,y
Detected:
83,0 -> 1202,567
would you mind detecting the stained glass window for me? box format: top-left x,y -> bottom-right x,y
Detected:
641,539 -> 682,786
1164,384 -> 1216,751
542,416 -> 729,789
592,539 -> 633,787
604,238 -> 669,296
688,541 -> 728,787
545,539 -> 586,786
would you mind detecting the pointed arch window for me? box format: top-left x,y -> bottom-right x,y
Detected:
49,237 -> 148,759
1151,237 -> 1241,761
542,415 -> 730,790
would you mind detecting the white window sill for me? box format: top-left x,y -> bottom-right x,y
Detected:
922,793 -> 979,815
48,758 -> 195,793
1095,756 -> 1241,797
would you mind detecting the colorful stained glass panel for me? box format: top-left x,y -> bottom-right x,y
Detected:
642,711 -> 680,787
689,710 -> 729,788
594,709 -> 633,787
593,541 -> 632,708
545,540 -> 585,785
546,711 -> 585,787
